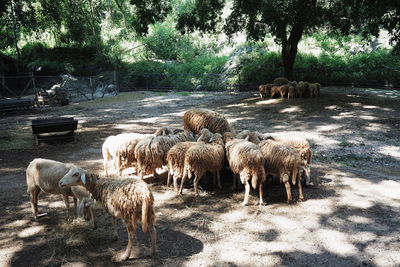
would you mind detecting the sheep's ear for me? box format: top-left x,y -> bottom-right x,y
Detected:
81,172 -> 87,184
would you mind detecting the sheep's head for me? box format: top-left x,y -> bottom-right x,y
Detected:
211,133 -> 224,146
223,132 -> 236,143
197,128 -> 212,143
59,167 -> 87,188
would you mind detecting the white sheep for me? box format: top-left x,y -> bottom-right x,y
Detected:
224,133 -> 266,206
135,130 -> 196,179
259,139 -> 305,203
180,133 -> 225,195
59,167 -> 156,261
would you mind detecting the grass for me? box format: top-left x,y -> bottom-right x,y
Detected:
0,127 -> 34,150
177,91 -> 191,96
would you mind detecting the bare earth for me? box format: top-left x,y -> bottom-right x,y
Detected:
0,87 -> 399,267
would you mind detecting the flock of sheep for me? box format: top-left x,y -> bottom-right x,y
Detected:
259,77 -> 321,99
25,108 -> 315,261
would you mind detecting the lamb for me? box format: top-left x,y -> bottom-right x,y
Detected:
71,185 -> 97,228
258,84 -> 273,100
224,132 -> 266,206
258,139 -> 305,203
272,135 -> 313,185
166,128 -> 213,190
135,130 -> 196,179
59,167 -> 156,261
273,77 -> 289,86
183,108 -> 233,134
180,133 -> 225,195
26,158 -> 79,219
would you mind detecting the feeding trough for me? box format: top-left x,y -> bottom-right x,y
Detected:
31,117 -> 78,144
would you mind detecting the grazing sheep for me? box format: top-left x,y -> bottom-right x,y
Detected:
272,135 -> 313,185
181,133 -> 225,195
71,185 -> 96,228
224,132 -> 266,206
59,168 -> 156,261
26,158 -> 78,219
135,130 -> 196,179
273,77 -> 289,86
115,133 -> 153,175
309,83 -> 320,97
315,82 -> 321,96
183,108 -> 233,134
288,81 -> 297,99
154,126 -> 183,136
270,85 -> 282,98
258,139 -> 305,203
166,128 -> 213,190
279,84 -> 290,98
258,84 -> 273,100
236,130 -> 266,144
297,81 -> 310,98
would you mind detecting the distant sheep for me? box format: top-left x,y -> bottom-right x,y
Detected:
273,77 -> 289,86
224,132 -> 266,206
183,108 -> 233,134
309,83 -> 320,97
180,133 -> 225,195
258,84 -> 273,100
288,81 -> 297,99
236,130 -> 266,144
26,158 -> 78,219
259,139 -> 305,203
297,81 -> 310,98
135,130 -> 196,179
59,167 -> 156,261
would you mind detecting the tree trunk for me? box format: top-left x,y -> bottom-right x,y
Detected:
10,0 -> 21,65
282,44 -> 297,80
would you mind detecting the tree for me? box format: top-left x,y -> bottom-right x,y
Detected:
175,0 -> 400,79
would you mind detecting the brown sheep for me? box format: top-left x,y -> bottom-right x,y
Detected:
258,84 -> 273,100
297,81 -> 310,98
224,132 -> 266,206
183,108 -> 233,135
59,167 -> 156,261
181,133 -> 225,195
236,130 -> 266,144
287,81 -> 297,99
259,139 -> 305,203
273,77 -> 289,86
309,83 -> 321,97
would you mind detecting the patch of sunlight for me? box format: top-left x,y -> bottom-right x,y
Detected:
325,105 -> 339,110
4,219 -> 30,228
365,123 -> 388,132
359,115 -> 377,120
279,106 -> 302,113
269,215 -> 298,229
220,209 -> 250,223
347,215 -> 373,224
316,124 -> 342,132
225,102 -> 247,108
316,229 -> 358,256
378,145 -> 400,159
18,225 -> 46,238
349,102 -> 362,107
350,232 -> 377,243
363,105 -> 378,109
0,244 -> 23,267
256,99 -> 280,105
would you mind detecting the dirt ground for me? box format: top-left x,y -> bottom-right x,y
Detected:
0,87 -> 399,267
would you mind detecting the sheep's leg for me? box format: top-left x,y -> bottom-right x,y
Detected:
298,177 -> 305,201
258,183 -> 265,206
62,195 -> 72,219
282,173 -> 292,204
216,172 -> 222,189
232,174 -> 238,191
112,217 -> 119,241
194,172 -> 200,196
73,197 -> 77,216
242,180 -> 250,206
89,208 -> 97,229
179,174 -> 186,195
148,223 -> 157,257
104,159 -> 109,176
167,171 -> 172,187
116,223 -> 135,261
30,186 -> 41,219
173,175 -> 179,192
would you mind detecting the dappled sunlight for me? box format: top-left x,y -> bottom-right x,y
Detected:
279,106 -> 302,113
378,145 -> 400,159
255,98 -> 280,105
316,124 -> 343,132
315,229 -> 358,256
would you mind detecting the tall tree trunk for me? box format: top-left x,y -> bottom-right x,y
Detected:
281,23 -> 304,80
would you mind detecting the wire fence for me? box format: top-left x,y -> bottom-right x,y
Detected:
1,65 -> 399,100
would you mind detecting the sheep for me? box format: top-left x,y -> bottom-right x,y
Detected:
183,108 -> 233,135
166,128 -> 213,190
135,130 -> 196,179
258,84 -> 273,100
309,83 -> 320,97
70,185 -> 97,228
258,139 -> 305,203
297,81 -> 310,98
271,135 -> 313,185
287,81 -> 297,99
114,133 -> 153,175
273,77 -> 289,86
154,126 -> 183,136
26,158 -> 78,219
236,130 -> 266,144
180,133 -> 225,195
59,168 -> 156,262
270,85 -> 282,98
224,132 -> 266,206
